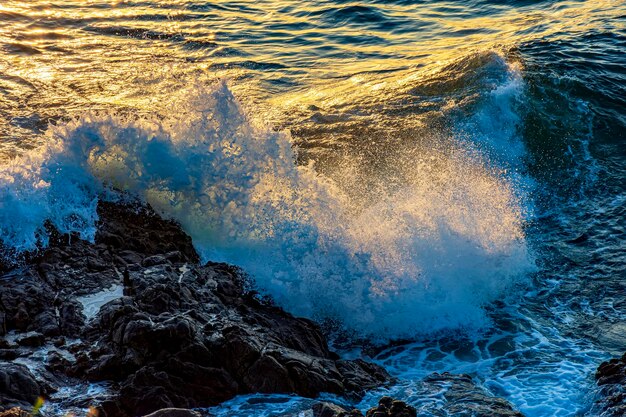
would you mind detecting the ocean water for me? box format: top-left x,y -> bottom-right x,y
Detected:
0,1 -> 625,416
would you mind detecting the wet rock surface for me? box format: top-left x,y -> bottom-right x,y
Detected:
594,353 -> 626,416
0,408 -> 30,417
0,201 -> 389,416
0,201 -> 527,417
142,409 -> 202,417
311,373 -> 524,417
0,362 -> 51,410
363,397 -> 416,417
421,373 -> 524,417
313,402 -> 365,417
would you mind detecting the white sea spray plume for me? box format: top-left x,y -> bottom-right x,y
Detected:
0,79 -> 533,338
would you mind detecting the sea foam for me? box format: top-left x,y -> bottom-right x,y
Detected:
0,67 -> 533,338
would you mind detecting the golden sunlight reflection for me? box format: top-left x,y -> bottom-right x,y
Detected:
0,0 -> 621,156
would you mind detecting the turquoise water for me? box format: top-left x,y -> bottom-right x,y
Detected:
1,1 -> 625,416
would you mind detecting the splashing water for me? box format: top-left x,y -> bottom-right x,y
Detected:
0,73 -> 532,339
1,1 -> 624,415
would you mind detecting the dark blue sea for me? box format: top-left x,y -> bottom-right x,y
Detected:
0,1 -> 624,416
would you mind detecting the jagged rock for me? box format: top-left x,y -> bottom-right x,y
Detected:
143,409 -> 202,417
0,349 -> 18,360
0,202 -> 198,337
365,397 -> 416,417
597,354 -> 626,386
0,408 -> 29,417
594,353 -> 626,416
0,201 -> 390,417
0,311 -> 6,336
74,256 -> 388,416
0,362 -> 49,411
311,398 -> 418,417
313,402 -> 359,417
16,331 -> 44,347
311,378 -> 522,417
0,199 -> 531,417
95,201 -> 199,264
423,373 -> 524,417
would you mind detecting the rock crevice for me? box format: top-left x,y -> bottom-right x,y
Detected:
0,201 -> 389,417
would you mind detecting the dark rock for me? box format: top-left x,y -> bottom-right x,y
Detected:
0,349 -> 19,360
243,353 -> 294,393
142,254 -> 168,267
313,402 -> 355,417
311,398 -> 418,417
0,311 -> 6,336
0,201 -> 390,417
312,377 -> 523,417
0,408 -> 29,417
337,359 -> 390,395
423,373 -> 524,417
73,256 -> 389,416
46,350 -> 72,373
0,201 -> 198,337
597,356 -> 626,386
95,201 -> 199,264
364,398 -> 416,417
16,331 -> 44,347
378,397 -> 393,409
142,409 -> 202,417
0,362 -> 50,410
59,301 -> 84,334
594,353 -> 626,415
115,363 -> 238,414
13,303 -> 30,331
122,268 -> 135,297
52,337 -> 66,347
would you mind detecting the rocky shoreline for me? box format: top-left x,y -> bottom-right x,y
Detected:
0,200 -> 536,416
594,353 -> 626,416
0,201 -> 388,416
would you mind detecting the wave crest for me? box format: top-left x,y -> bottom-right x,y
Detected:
0,78 -> 533,338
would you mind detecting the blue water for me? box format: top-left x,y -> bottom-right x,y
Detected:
1,1 -> 625,416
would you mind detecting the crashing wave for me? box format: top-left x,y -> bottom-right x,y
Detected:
0,58 -> 533,338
